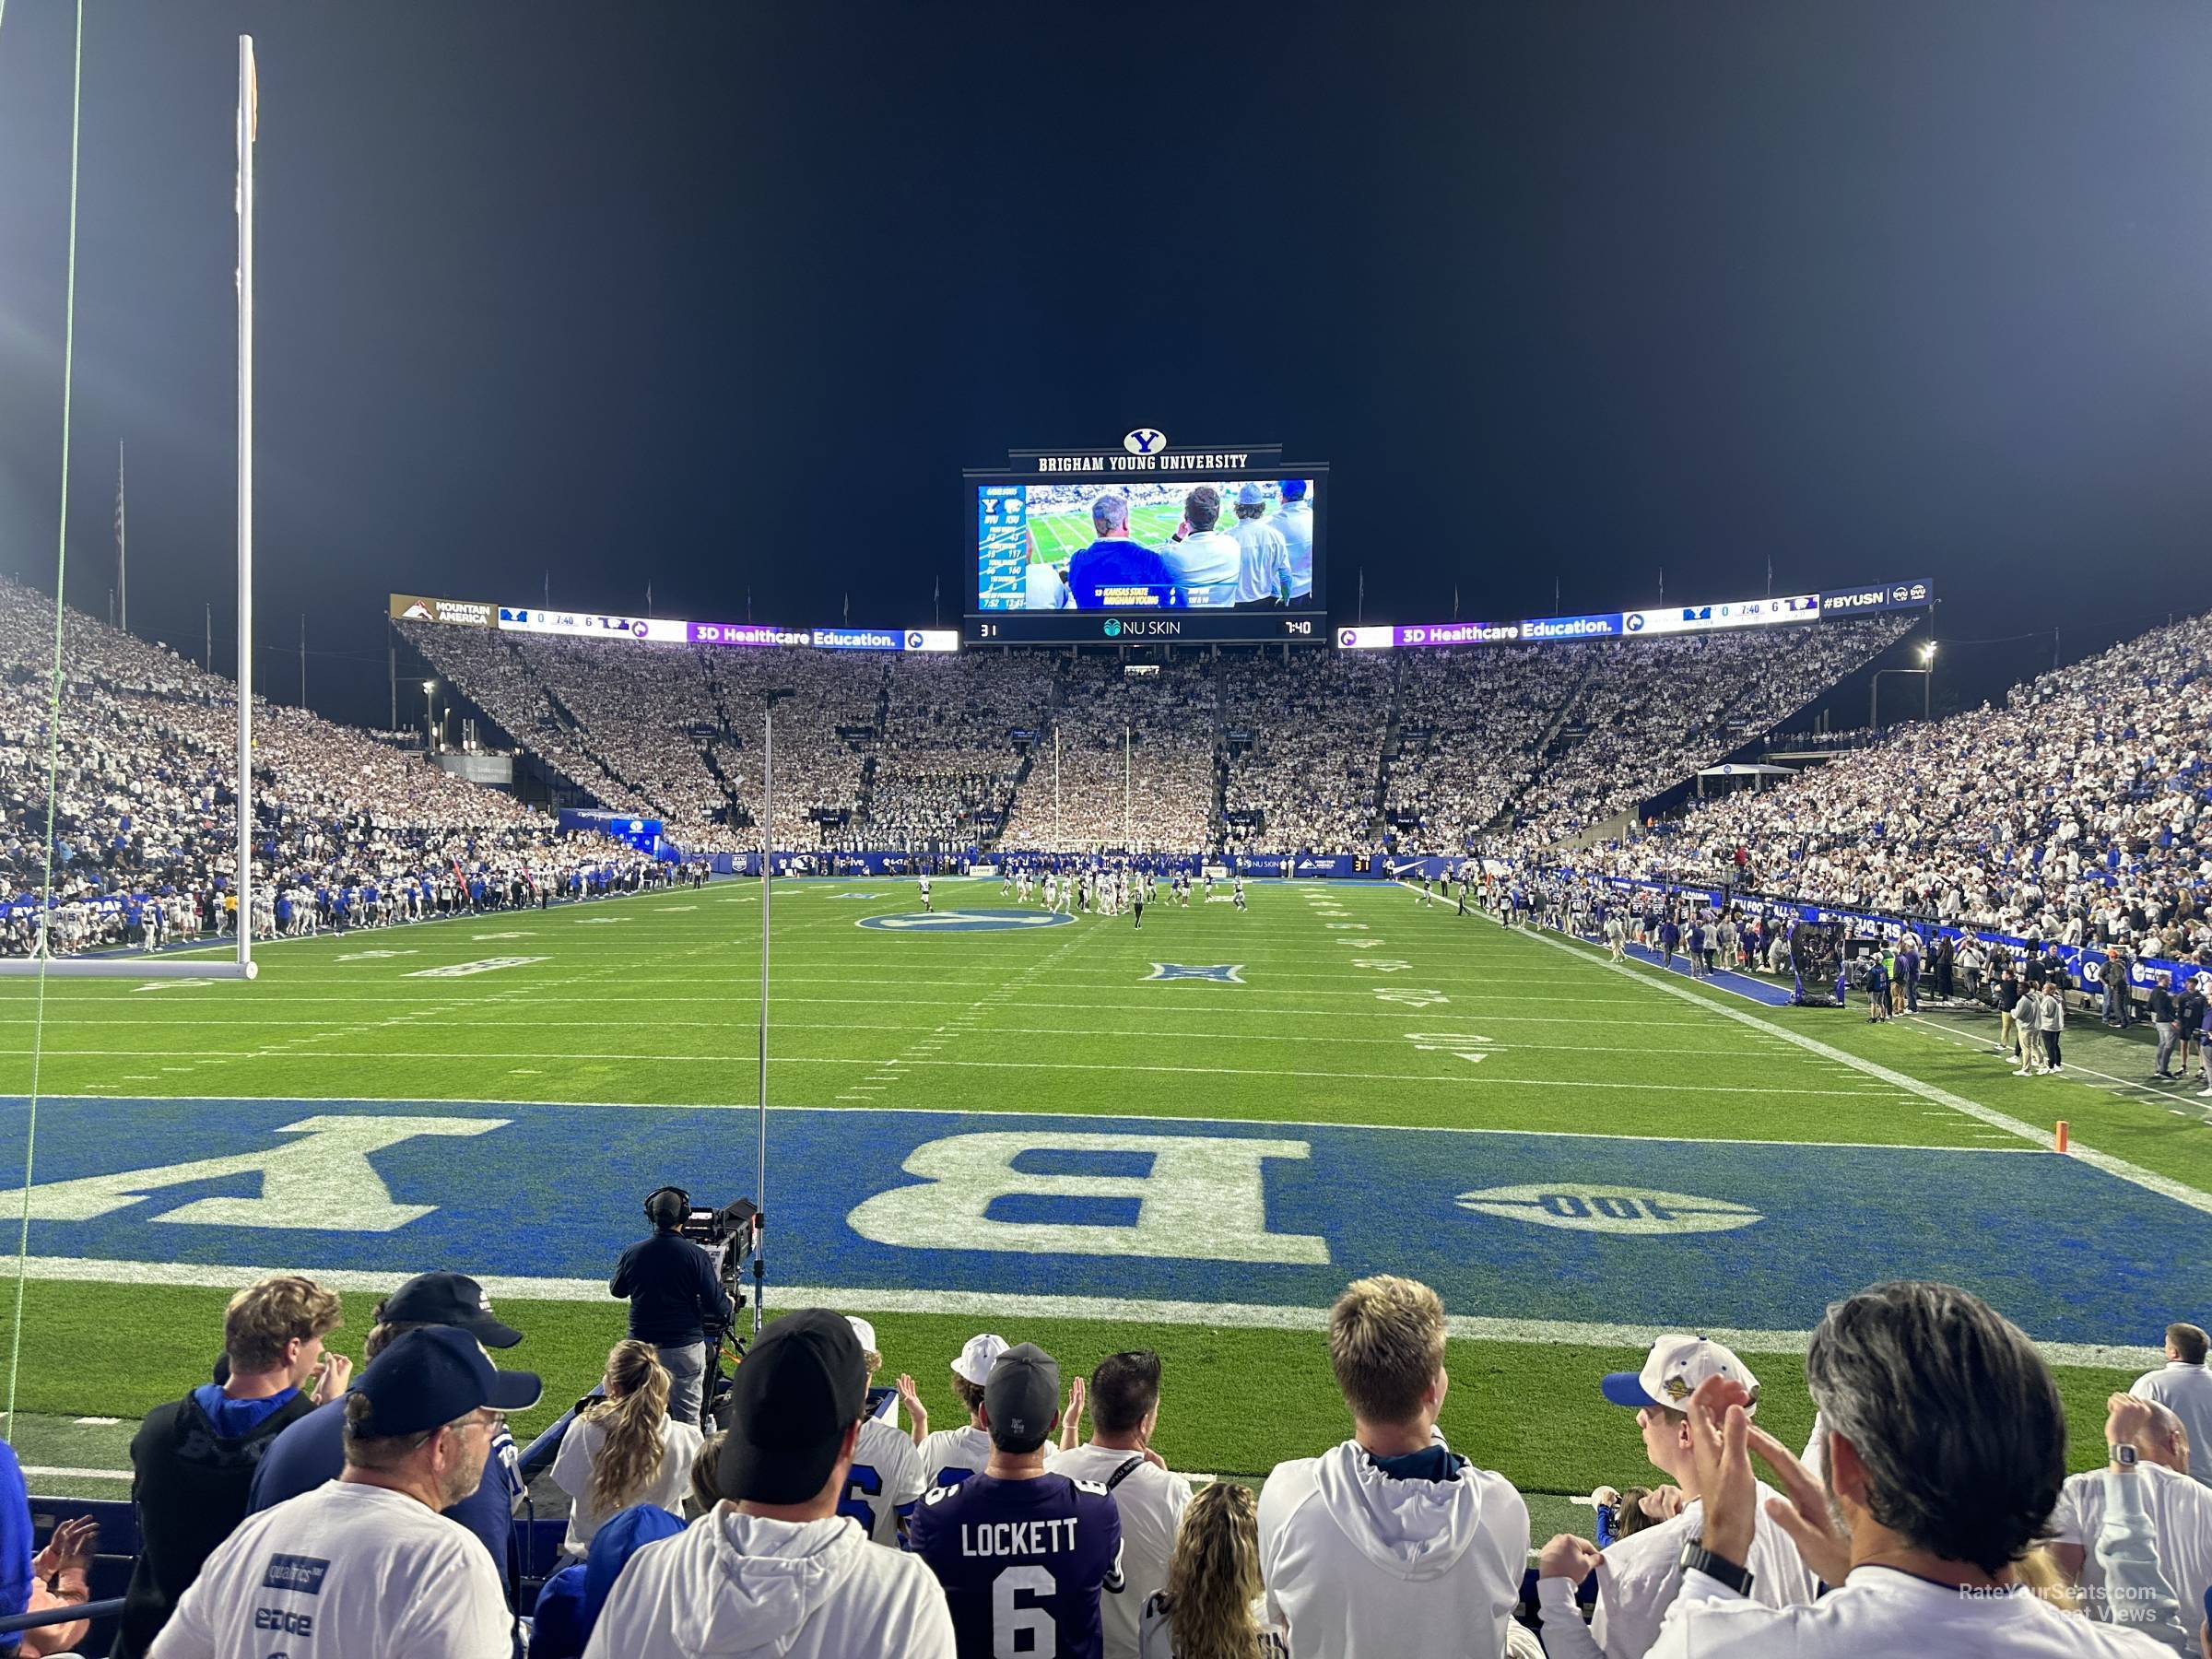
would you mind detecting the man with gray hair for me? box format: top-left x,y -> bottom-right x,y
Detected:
1066,493 -> 1176,610
1648,1280 -> 2170,1656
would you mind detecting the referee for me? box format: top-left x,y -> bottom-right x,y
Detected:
1132,877 -> 1146,931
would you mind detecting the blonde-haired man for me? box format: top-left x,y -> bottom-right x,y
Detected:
117,1276 -> 347,1658
1257,1276 -> 1528,1657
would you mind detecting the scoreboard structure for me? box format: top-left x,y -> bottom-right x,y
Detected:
965,439 -> 1330,646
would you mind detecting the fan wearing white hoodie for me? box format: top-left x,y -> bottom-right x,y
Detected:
584,1310 -> 954,1659
1257,1276 -> 1528,1659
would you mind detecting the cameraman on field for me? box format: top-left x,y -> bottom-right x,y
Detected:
610,1187 -> 734,1427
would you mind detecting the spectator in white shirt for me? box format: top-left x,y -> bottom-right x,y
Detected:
552,1339 -> 704,1557
1535,1336 -> 1819,1656
1257,1275 -> 1528,1659
1649,1280 -> 2171,1657
583,1309 -> 954,1659
1053,1349 -> 1194,1659
2049,1393 -> 2212,1641
900,1332 -> 1009,1490
1160,487 -> 1242,606
2134,1325 -> 2212,1488
149,1325 -> 541,1659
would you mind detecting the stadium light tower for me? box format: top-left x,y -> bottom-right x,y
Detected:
1872,641 -> 1938,727
423,679 -> 437,751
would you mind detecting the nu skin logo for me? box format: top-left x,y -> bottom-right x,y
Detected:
1124,429 -> 1166,455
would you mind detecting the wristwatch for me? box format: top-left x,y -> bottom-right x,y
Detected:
1679,1539 -> 1757,1597
2112,1443 -> 2139,1468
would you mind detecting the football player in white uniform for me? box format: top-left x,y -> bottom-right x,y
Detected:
918,873 -> 933,912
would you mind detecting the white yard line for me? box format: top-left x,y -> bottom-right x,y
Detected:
1,1255 -> 2157,1372
1486,911 -> 2212,1218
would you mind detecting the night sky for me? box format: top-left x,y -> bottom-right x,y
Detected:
2,1 -> 2208,727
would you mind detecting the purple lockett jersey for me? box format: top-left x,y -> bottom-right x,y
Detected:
910,1471 -> 1124,1659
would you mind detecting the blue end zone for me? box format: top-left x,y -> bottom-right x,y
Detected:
0,1099 -> 2202,1348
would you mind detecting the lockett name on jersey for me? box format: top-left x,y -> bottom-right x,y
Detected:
958,1516 -> 1088,1557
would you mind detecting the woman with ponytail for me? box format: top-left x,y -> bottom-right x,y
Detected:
551,1339 -> 705,1555
1138,1481 -> 1287,1659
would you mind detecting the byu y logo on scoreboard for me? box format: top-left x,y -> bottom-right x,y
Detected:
1123,428 -> 1166,455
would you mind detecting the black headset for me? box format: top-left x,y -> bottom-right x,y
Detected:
644,1185 -> 690,1227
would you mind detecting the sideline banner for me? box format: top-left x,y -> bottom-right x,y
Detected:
1561,872 -> 2206,996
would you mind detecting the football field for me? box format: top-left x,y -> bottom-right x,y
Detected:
0,876 -> 2206,1519
1027,501 -> 1187,562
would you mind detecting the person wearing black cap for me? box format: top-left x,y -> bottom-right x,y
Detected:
611,1188 -> 735,1429
248,1272 -> 527,1583
583,1309 -> 955,1658
150,1326 -> 541,1659
910,1342 -> 1125,1659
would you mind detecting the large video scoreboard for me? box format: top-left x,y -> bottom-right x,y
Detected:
965,438 -> 1329,645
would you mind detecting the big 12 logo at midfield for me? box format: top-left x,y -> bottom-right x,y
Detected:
1123,429 -> 1166,455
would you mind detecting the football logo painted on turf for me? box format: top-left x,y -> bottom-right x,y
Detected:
1124,429 -> 1166,455
1454,1184 -> 1760,1236
856,910 -> 1075,932
1147,963 -> 1245,983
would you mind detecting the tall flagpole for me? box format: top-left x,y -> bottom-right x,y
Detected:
753,708 -> 771,1340
115,441 -> 125,632
235,36 -> 256,979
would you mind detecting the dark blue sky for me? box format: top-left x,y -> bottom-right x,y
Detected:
2,1 -> 2208,724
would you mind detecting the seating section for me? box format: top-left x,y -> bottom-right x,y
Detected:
1548,610 -> 2212,943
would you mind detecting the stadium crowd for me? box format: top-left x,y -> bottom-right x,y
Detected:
19,1265 -> 2208,1657
1529,612 -> 2212,945
0,582 -> 668,958
1218,653 -> 1394,853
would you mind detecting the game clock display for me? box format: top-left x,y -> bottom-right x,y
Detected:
967,471 -> 1327,645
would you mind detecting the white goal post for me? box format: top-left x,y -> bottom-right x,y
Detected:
0,37 -> 261,982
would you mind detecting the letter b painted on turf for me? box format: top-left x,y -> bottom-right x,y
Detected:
847,1132 -> 1329,1265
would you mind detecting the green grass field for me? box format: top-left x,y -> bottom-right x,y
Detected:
0,876 -> 2204,1529
1028,502 -> 1188,563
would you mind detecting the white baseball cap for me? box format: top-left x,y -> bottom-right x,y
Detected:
953,1333 -> 1008,1386
845,1316 -> 877,1356
1601,1335 -> 1759,1415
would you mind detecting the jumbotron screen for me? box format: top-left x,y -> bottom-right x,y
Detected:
971,476 -> 1324,639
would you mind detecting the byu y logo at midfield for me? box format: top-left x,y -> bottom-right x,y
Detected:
857,909 -> 1073,933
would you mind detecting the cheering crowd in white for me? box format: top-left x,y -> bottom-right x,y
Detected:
1534,613 -> 2212,945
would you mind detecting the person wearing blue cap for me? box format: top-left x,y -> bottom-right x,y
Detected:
249,1271 -> 529,1586
150,1326 -> 541,1659
1229,483 -> 1292,607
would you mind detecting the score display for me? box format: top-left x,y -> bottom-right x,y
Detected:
965,459 -> 1328,645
